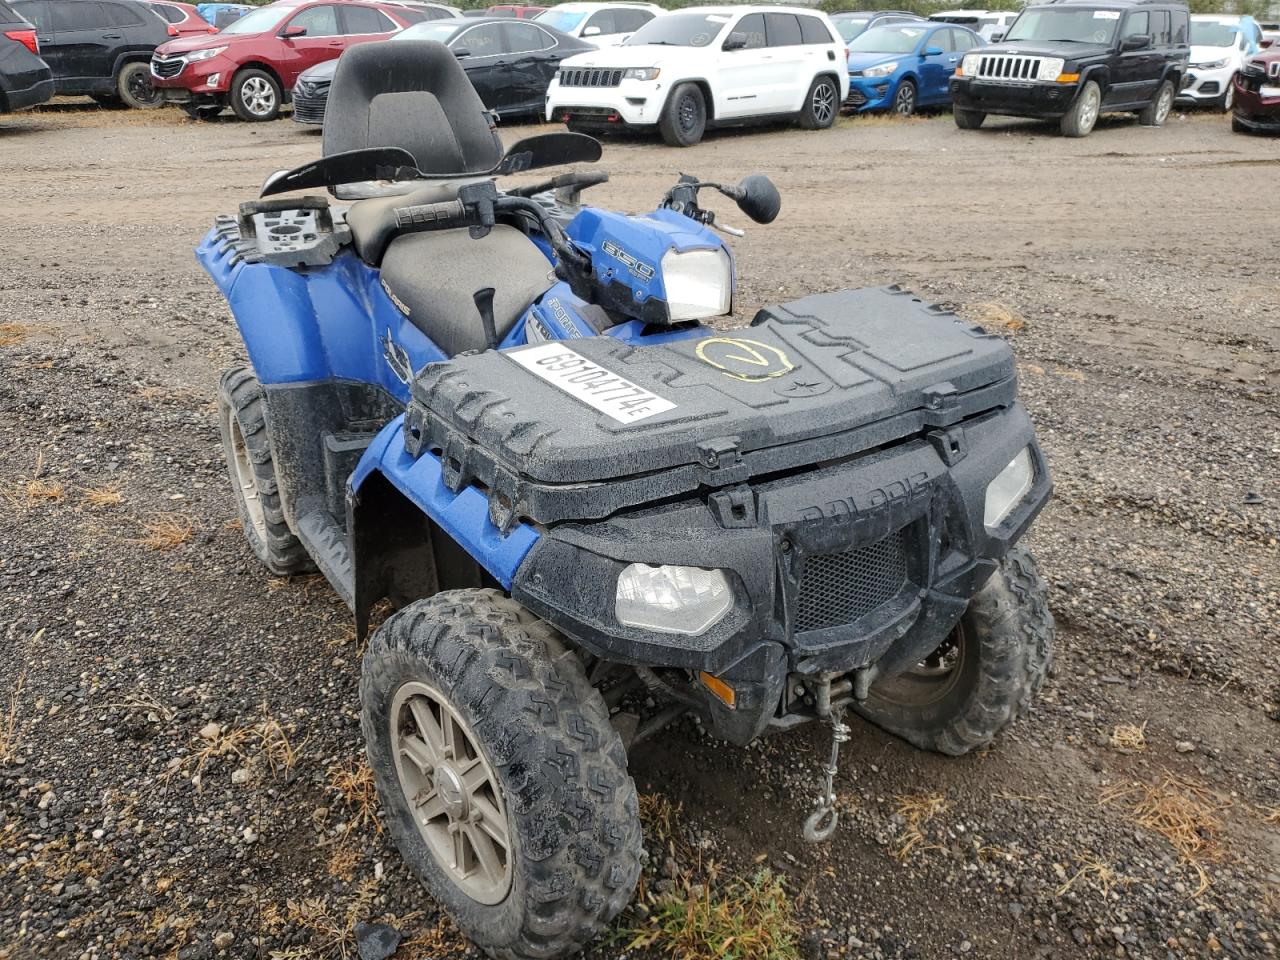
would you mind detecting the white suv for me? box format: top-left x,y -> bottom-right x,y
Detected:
534,2 -> 663,47
544,5 -> 850,146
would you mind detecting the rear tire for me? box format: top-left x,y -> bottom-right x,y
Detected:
117,62 -> 162,110
1217,83 -> 1234,113
216,366 -> 313,576
892,78 -> 916,117
1138,79 -> 1174,126
658,82 -> 706,146
853,547 -> 1054,756
229,68 -> 281,122
360,589 -> 643,960
1059,79 -> 1100,137
953,106 -> 986,129
798,74 -> 839,129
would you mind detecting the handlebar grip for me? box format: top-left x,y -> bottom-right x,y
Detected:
394,199 -> 469,229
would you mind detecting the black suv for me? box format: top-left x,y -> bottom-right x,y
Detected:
13,0 -> 169,108
0,0 -> 52,111
949,0 -> 1189,137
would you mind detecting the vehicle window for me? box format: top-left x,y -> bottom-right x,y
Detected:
613,8 -> 651,33
1004,8 -> 1119,45
927,27 -> 955,52
394,19 -> 459,41
103,2 -> 145,25
288,4 -> 340,36
765,13 -> 801,47
534,8 -> 584,33
582,9 -> 616,35
1148,10 -> 1169,44
728,12 -> 765,49
12,0 -> 50,32
953,29 -> 977,51
219,4 -> 286,34
1171,11 -> 1187,43
342,5 -> 394,34
149,3 -> 185,24
834,17 -> 867,42
52,0 -> 109,30
624,12 -> 728,47
1122,10 -> 1149,39
798,15 -> 831,44
502,20 -> 551,52
1189,21 -> 1236,47
847,24 -> 927,54
455,22 -> 504,54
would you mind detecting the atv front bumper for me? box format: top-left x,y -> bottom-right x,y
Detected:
512,401 -> 1051,742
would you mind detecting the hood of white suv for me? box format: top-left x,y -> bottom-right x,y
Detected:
1189,43 -> 1239,67
558,43 -> 704,69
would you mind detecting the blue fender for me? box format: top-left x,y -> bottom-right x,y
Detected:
350,416 -> 540,588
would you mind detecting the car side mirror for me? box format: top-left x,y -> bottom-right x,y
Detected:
1121,33 -> 1151,50
582,25 -> 600,36
735,174 -> 780,225
282,24 -> 306,38
989,32 -> 1004,42
922,45 -> 944,56
452,47 -> 471,58
1261,38 -> 1274,48
723,35 -> 746,51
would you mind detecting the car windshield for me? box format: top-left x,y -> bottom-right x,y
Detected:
848,24 -> 926,53
395,20 -> 463,41
623,12 -> 727,46
218,5 -> 284,34
834,17 -> 870,41
1190,21 -> 1237,47
535,8 -> 586,32
1004,8 -> 1120,44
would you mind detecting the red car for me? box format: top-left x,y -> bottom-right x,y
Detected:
143,1 -> 217,37
150,0 -> 417,121
1232,48 -> 1280,134
486,4 -> 546,17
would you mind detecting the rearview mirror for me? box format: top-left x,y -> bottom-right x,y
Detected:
989,32 -> 1004,42
582,25 -> 600,36
923,45 -> 944,56
282,24 -> 306,38
735,174 -> 780,225
452,47 -> 472,58
1121,33 -> 1151,50
723,35 -> 746,51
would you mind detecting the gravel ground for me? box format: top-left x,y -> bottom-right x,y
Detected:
1,101 -> 1277,960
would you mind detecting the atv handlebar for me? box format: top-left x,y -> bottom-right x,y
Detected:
394,199 -> 471,231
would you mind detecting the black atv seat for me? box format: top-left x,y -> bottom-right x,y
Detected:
322,40 -> 504,177
380,225 -> 555,357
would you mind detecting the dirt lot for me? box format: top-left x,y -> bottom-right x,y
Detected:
1,101 -> 1277,960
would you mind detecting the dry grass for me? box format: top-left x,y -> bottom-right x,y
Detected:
893,793 -> 950,861
1056,854 -> 1138,899
968,301 -> 1028,333
102,691 -> 174,723
399,917 -> 464,960
135,514 -> 195,551
272,878 -> 380,960
0,669 -> 27,765
325,844 -> 362,882
1110,722 -> 1148,752
326,758 -> 382,835
0,322 -> 38,347
1261,807 -> 1280,826
80,485 -> 124,508
169,706 -> 302,786
624,870 -> 800,960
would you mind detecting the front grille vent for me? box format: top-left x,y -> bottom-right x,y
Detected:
794,530 -> 908,633
558,67 -> 624,88
973,54 -> 1044,82
151,55 -> 185,79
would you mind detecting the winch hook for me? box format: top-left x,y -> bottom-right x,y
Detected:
803,679 -> 851,843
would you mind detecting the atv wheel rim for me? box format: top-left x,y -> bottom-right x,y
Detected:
127,69 -> 159,106
228,416 -> 267,542
1155,85 -> 1173,123
391,680 -> 512,905
894,85 -> 914,116
240,77 -> 276,117
1078,86 -> 1099,131
678,93 -> 699,133
868,622 -> 967,707
812,81 -> 836,124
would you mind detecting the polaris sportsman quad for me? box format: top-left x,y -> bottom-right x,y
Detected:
203,40 -> 1055,960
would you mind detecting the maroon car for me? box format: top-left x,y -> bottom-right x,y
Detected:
150,0 -> 417,121
143,1 -> 217,36
1232,48 -> 1280,133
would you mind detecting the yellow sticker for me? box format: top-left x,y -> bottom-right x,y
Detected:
694,337 -> 795,383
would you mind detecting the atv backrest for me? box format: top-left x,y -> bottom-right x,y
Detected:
322,40 -> 504,177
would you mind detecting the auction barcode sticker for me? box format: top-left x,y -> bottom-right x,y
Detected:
507,343 -> 676,424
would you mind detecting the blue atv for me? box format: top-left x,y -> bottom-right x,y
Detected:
202,40 -> 1054,960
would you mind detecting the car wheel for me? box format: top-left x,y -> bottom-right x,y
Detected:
798,75 -> 839,130
953,106 -> 985,129
1138,79 -> 1174,126
117,62 -> 162,110
1059,79 -> 1100,137
183,104 -> 223,121
1218,83 -> 1234,113
658,82 -> 706,147
892,79 -> 916,117
230,68 -> 282,122
1231,113 -> 1248,133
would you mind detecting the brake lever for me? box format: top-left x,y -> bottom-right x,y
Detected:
712,220 -> 745,238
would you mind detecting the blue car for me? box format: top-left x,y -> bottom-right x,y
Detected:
845,21 -> 982,115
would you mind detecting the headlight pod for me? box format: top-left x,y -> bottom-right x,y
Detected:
615,564 -> 733,636
1194,58 -> 1229,70
661,247 -> 731,321
623,67 -> 660,80
863,60 -> 898,78
962,53 -> 981,75
1037,57 -> 1065,82
187,46 -> 227,62
984,448 -> 1035,531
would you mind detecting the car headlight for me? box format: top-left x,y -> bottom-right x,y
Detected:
863,60 -> 898,78
1037,57 -> 1065,82
984,448 -> 1035,531
615,564 -> 733,635
187,46 -> 226,62
660,247 -> 731,321
1194,58 -> 1229,70
962,53 -> 981,75
623,67 -> 660,80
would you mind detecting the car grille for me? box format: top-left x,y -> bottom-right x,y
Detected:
558,67 -> 624,88
844,88 -> 868,106
971,54 -> 1046,82
150,55 -> 185,79
291,91 -> 327,124
793,530 -> 908,633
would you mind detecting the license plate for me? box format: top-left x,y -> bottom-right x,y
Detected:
508,343 -> 677,424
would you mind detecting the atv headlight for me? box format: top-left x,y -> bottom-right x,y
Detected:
615,564 -> 733,636
623,67 -> 660,80
661,247 -> 731,321
984,447 -> 1035,531
1036,57 -> 1065,82
863,61 -> 898,78
187,46 -> 226,62
962,53 -> 981,75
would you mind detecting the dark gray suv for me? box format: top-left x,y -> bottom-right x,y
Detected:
0,0 -> 52,111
